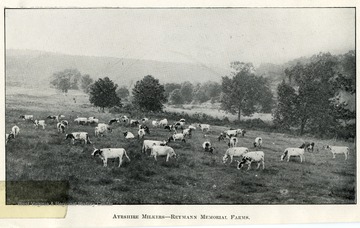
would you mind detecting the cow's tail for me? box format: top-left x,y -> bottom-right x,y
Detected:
124,149 -> 130,162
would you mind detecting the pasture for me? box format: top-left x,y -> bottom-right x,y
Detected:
5,87 -> 356,204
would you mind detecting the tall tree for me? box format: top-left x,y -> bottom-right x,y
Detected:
221,62 -> 272,121
116,86 -> 130,101
180,81 -> 193,103
169,89 -> 184,104
273,80 -> 299,129
89,77 -> 122,112
50,69 -> 81,93
132,75 -> 167,112
164,83 -> 182,99
80,74 -> 93,94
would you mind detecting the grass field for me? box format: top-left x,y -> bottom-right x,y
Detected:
5,86 -> 356,205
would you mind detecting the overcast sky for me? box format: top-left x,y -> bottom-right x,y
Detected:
5,8 -> 355,69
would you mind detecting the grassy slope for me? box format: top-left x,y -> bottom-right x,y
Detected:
5,87 -> 356,204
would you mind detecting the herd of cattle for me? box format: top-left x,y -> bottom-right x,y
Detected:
6,114 -> 351,170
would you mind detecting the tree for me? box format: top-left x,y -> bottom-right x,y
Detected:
50,69 -> 82,93
89,77 -> 122,112
179,81 -> 193,103
169,89 -> 184,104
164,83 -> 182,99
221,62 -> 273,121
132,75 -> 167,112
80,74 -> 93,94
116,86 -> 130,101
273,80 -> 299,129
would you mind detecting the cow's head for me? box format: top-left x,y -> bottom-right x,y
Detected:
123,132 -> 128,137
168,135 -> 174,142
91,147 -> 102,157
65,134 -> 74,140
160,140 -> 167,146
237,157 -> 250,170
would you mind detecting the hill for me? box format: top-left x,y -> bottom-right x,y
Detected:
6,49 -> 229,88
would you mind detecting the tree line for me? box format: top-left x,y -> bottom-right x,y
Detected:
49,50 -> 355,139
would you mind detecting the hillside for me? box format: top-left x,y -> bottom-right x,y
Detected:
6,49 -> 229,88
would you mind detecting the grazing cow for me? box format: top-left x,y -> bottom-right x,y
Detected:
121,116 -> 129,123
65,132 -> 92,144
218,133 -> 226,141
138,128 -> 146,139
202,141 -> 214,153
33,120 -> 46,129
168,133 -> 186,143
237,151 -> 265,170
323,145 -> 350,160
92,147 -> 130,167
182,128 -> 193,138
150,145 -> 177,162
198,124 -> 210,132
141,118 -> 149,124
5,132 -> 15,144
19,115 -> 33,121
11,125 -> 20,137
228,137 -> 238,148
130,120 -> 140,127
47,114 -> 64,122
95,124 -> 112,137
88,117 -> 99,124
223,147 -> 249,164
281,148 -> 305,162
164,125 -> 176,131
159,118 -> 168,127
109,118 -> 120,125
142,140 -> 167,153
139,125 -> 150,134
254,137 -> 262,148
74,117 -> 88,125
123,132 -> 135,139
152,120 -> 159,128
57,122 -> 66,133
299,142 -> 315,152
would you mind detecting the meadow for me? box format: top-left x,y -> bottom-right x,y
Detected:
5,87 -> 356,205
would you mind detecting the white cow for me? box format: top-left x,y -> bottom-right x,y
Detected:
324,145 -> 350,160
254,137 -> 263,148
237,151 -> 265,170
11,125 -> 20,137
202,141 -> 214,153
228,137 -> 238,148
33,120 -> 46,129
159,118 -> 168,127
57,122 -> 66,133
74,117 -> 88,125
198,124 -> 210,132
92,147 -> 130,167
142,140 -> 167,153
223,147 -> 249,164
281,148 -> 305,162
138,128 -> 146,139
123,132 -> 135,139
19,115 -> 33,121
152,120 -> 159,128
150,145 -> 177,162
65,132 -> 92,144
168,133 -> 186,143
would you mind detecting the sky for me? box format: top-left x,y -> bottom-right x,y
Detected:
5,8 -> 355,69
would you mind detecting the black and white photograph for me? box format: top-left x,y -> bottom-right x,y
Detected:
1,1 -> 358,226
